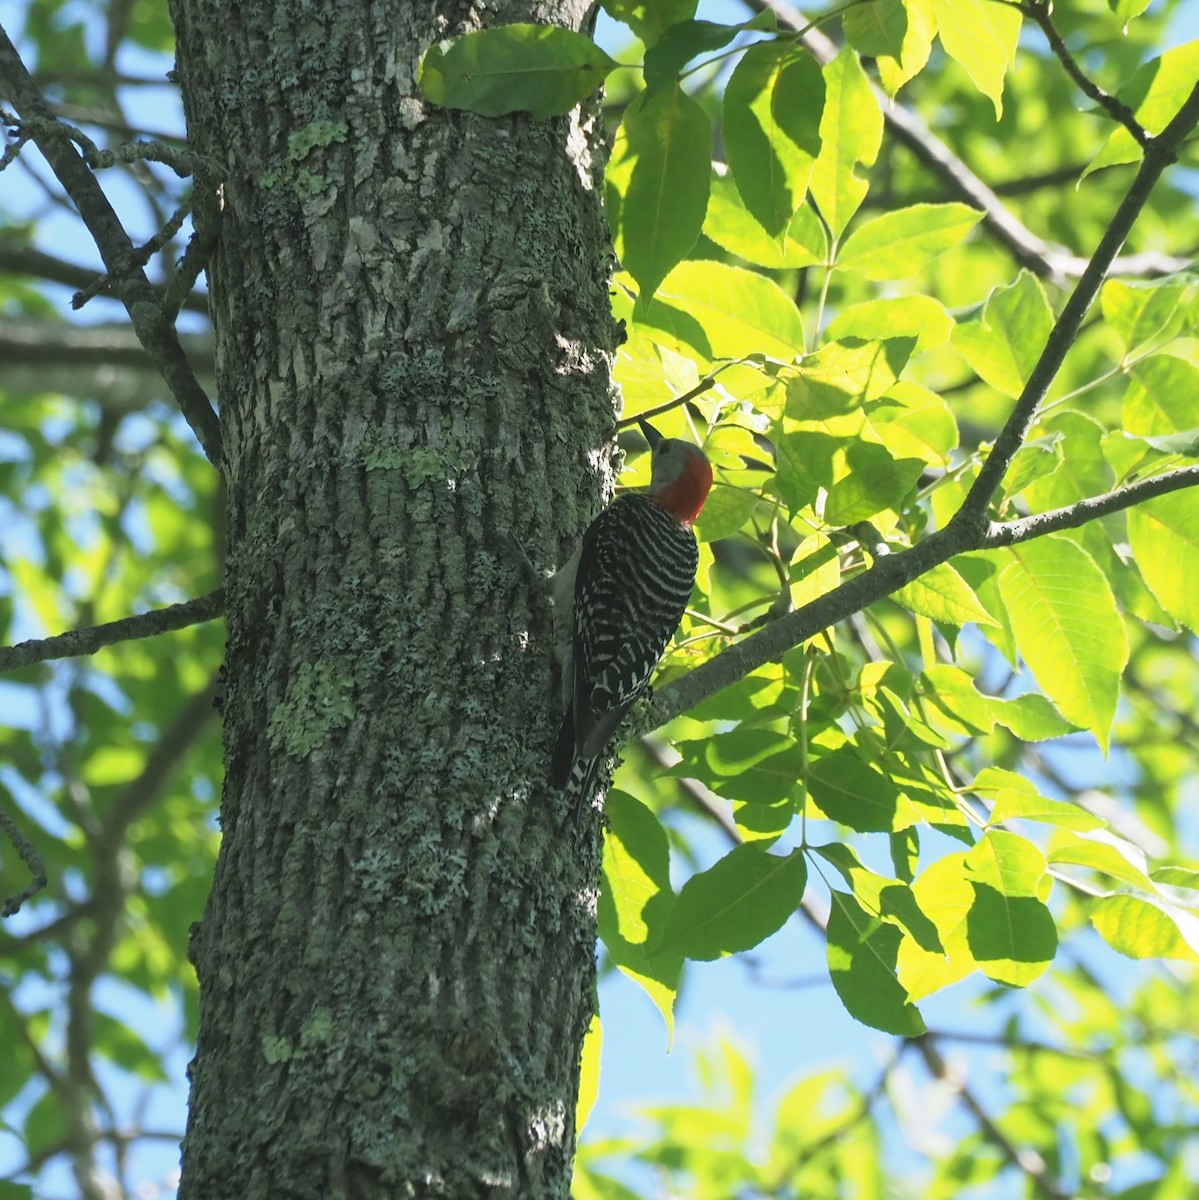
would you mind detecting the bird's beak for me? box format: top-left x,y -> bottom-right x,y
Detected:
638,417 -> 664,448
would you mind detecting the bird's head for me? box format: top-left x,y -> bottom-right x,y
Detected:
639,418 -> 713,528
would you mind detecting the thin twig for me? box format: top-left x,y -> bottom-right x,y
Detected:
959,83 -> 1199,524
1009,0 -> 1149,148
72,193 -> 192,309
0,236 -> 210,314
0,33 -> 222,466
0,589 -> 225,673
0,805 -> 47,916
617,376 -> 718,429
914,1036 -> 1074,1200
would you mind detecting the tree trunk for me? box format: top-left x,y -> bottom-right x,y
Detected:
169,1 -> 617,1194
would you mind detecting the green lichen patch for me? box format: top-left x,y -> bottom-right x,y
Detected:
267,660 -> 355,757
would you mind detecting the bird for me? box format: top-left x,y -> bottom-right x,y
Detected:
548,417 -> 714,817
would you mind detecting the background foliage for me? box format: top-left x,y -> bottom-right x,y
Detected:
2,0 -> 1198,1196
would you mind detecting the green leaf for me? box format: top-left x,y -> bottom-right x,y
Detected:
675,727 -> 805,805
419,25 -> 618,118
975,767 -> 1105,831
933,0 -> 1021,118
965,884 -> 1057,986
871,382 -> 959,468
848,0 -> 936,96
660,844 -> 807,960
608,85 -> 711,304
919,664 -> 998,737
951,271 -> 1054,399
1091,895 -> 1199,965
827,891 -> 925,1035
809,51 -> 882,238
629,260 -> 805,361
825,441 -> 925,525
786,337 -> 914,417
599,791 -> 680,1035
838,203 -> 980,280
897,854 -> 978,1000
1128,490 -> 1199,632
827,295 -> 954,352
964,829 -> 1048,898
814,843 -> 942,951
576,1013 -> 602,1130
997,536 -> 1128,752
1047,829 -> 1156,892
1020,412 -> 1113,513
991,692 -> 1076,741
1123,352 -> 1199,437
704,169 -> 828,268
602,0 -> 698,46
1101,278 -> 1192,354
807,747 -> 919,832
724,41 -> 824,236
1109,0 -> 1151,21
694,483 -> 759,542
643,13 -> 776,91
1086,42 -> 1199,176
1141,428 -> 1199,457
893,563 -> 998,628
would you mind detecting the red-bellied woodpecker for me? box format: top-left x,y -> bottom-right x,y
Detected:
549,418 -> 714,815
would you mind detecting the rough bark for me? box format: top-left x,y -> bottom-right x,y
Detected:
170,0 -> 617,1195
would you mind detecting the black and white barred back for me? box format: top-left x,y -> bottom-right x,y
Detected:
550,493 -> 699,796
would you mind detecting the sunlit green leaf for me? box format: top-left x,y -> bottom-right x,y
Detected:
1127,490 -> 1199,632
809,50 -> 882,238
724,41 -> 824,236
608,85 -> 711,304
1091,895 -> 1199,964
601,0 -> 698,46
838,203 -> 981,280
933,0 -> 1021,117
997,536 -> 1128,752
1087,41 -> 1199,176
952,271 -> 1054,399
893,563 -> 998,628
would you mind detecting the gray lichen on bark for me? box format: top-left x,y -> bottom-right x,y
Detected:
170,0 -> 618,1194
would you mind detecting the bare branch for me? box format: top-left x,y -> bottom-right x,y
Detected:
0,589 -> 225,674
0,28 -> 222,466
1,805 -> 47,916
0,236 -> 210,314
72,193 -> 192,309
0,314 -> 213,373
959,81 -> 1199,524
982,467 -> 1199,548
1009,0 -> 1149,148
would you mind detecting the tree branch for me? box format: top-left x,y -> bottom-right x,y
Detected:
0,315 -> 214,372
1010,0 -> 1149,148
0,26 -> 223,467
982,467 -> 1199,548
750,0 -> 1188,284
1,804 -> 47,916
0,589 -> 225,673
651,81 -> 1199,727
959,82 -> 1199,524
0,236 -> 210,314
